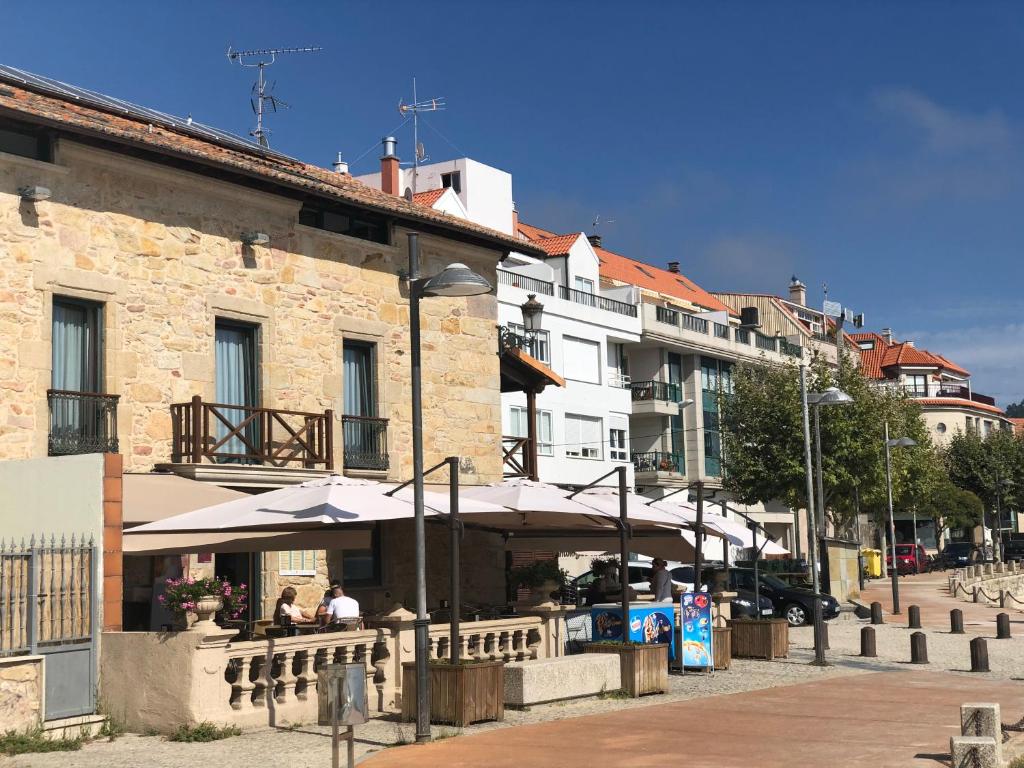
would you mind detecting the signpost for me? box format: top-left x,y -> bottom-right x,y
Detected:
318,663 -> 368,768
680,591 -> 714,671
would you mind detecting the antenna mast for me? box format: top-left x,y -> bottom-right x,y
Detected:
227,45 -> 322,148
398,78 -> 446,196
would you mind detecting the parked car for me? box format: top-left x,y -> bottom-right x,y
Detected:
936,542 -> 986,569
725,568 -> 841,627
1002,538 -> 1024,563
886,543 -> 927,574
566,559 -> 695,605
730,589 -> 775,619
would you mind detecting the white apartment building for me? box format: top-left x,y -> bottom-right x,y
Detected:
358,150 -> 642,487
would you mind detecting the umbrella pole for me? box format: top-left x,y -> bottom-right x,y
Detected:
693,481 -> 704,584
618,466 -> 630,642
448,456 -> 461,665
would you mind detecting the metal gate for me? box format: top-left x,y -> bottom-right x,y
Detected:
0,535 -> 97,720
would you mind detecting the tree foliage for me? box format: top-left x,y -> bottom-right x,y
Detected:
1005,400 -> 1024,418
944,428 -> 1022,513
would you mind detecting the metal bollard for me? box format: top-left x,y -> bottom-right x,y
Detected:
908,604 -> 921,629
860,625 -> 877,657
950,608 -> 965,635
970,637 -> 990,673
973,586 -> 980,603
870,601 -> 884,625
910,631 -> 928,664
997,613 -> 1011,639
999,590 -> 1006,608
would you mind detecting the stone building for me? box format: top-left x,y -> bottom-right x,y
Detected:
0,65 -> 543,625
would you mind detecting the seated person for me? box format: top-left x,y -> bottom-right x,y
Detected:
325,585 -> 361,628
315,581 -> 341,625
274,587 -> 313,628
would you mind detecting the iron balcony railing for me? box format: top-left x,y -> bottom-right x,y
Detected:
631,380 -> 682,403
681,313 -> 709,334
713,322 -> 730,339
812,330 -> 836,344
47,390 -> 119,456
341,415 -> 390,471
779,339 -> 803,358
556,285 -> 638,317
935,386 -> 996,406
755,333 -> 778,352
656,305 -> 679,326
632,451 -> 685,474
496,268 -> 555,296
170,396 -> 333,468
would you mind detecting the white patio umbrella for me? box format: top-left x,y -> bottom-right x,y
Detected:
460,478 -> 622,531
125,474 -> 506,536
646,499 -> 751,548
574,487 -> 721,533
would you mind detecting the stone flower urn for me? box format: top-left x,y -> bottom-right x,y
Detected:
522,579 -> 561,608
188,595 -> 224,632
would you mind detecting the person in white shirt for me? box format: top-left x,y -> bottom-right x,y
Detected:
274,586 -> 313,628
326,586 -> 361,625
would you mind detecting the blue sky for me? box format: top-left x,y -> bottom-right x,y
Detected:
3,2 -> 1023,403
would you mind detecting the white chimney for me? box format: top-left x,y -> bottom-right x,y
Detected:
881,327 -> 894,344
332,152 -> 349,174
789,275 -> 807,307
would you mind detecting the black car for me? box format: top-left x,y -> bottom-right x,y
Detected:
730,588 -> 775,620
727,568 -> 841,627
937,542 -> 986,569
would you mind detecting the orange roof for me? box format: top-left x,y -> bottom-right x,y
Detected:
0,67 -> 541,257
1010,418 -> 1024,433
595,247 -> 737,315
531,233 -> 582,257
916,398 -> 1006,416
516,221 -> 560,241
412,188 -> 447,207
850,332 -> 970,379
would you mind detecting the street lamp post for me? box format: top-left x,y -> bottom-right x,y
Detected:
804,382 -> 853,666
406,233 -> 492,742
993,473 -> 1013,563
883,422 -> 916,616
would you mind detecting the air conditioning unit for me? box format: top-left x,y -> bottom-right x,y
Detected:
740,306 -> 760,328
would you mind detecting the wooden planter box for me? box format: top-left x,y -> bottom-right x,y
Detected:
713,626 -> 732,670
727,618 -> 789,660
400,660 -> 505,726
583,643 -> 668,697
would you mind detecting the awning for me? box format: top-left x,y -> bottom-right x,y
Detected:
123,528 -> 372,555
122,473 -> 247,526
500,347 -> 565,393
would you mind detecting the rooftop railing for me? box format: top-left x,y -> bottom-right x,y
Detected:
496,268 -> 555,296
681,313 -> 709,334
557,285 -> 638,317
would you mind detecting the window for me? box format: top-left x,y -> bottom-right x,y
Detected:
441,171 -> 462,193
509,323 -> 550,364
0,119 -> 51,162
609,428 -> 628,461
607,341 -> 629,387
905,374 -> 927,397
509,406 -> 553,456
936,422 -> 947,434
574,276 -> 595,294
857,340 -> 875,350
299,203 -> 390,244
565,414 -> 602,459
52,298 -> 102,392
279,550 -> 316,576
701,356 -> 731,477
343,342 -> 377,417
215,320 -> 260,463
343,341 -> 389,470
340,524 -> 382,587
563,336 -> 600,383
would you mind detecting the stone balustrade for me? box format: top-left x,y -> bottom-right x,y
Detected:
100,610 -> 560,733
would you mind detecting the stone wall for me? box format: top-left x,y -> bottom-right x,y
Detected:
0,656 -> 43,731
0,140 -> 504,483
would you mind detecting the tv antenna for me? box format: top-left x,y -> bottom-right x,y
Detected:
398,78 -> 446,196
592,214 -> 617,232
227,45 -> 322,148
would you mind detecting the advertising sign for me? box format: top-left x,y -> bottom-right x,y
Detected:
680,592 -> 714,669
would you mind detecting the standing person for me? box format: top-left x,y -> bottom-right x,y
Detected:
326,585 -> 361,627
651,558 -> 673,602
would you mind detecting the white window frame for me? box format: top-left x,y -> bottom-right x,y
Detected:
574,276 -> 595,294
509,406 -> 553,456
565,413 -> 603,459
609,428 -> 628,462
509,323 -> 550,364
279,550 -> 317,576
563,335 -> 601,384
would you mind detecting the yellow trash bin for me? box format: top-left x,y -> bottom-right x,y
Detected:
861,548 -> 882,578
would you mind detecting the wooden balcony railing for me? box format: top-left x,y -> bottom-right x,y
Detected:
170,396 -> 333,468
341,415 -> 389,471
47,390 -> 119,456
503,435 -> 533,479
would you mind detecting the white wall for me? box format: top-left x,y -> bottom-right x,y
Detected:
0,454 -> 105,542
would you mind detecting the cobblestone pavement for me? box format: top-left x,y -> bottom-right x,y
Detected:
7,606 -> 1024,767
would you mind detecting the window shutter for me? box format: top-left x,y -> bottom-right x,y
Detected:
563,336 -> 600,383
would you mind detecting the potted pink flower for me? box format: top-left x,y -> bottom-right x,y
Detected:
159,576 -> 248,631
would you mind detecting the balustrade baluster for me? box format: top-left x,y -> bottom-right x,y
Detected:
274,650 -> 297,703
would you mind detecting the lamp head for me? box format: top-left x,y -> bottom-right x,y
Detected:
520,293 -> 544,333
809,386 -> 853,406
885,436 -> 917,448
18,185 -> 51,202
241,231 -> 271,246
420,263 -> 492,297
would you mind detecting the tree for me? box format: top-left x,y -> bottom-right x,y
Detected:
917,479 -> 984,543
945,428 -> 1022,524
1005,400 -> 1024,418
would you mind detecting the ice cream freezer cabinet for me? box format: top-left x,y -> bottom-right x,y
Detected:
590,602 -> 676,660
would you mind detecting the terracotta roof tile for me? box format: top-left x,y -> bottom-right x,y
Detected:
530,233 -> 582,257
850,332 -> 971,379
516,221 -> 560,241
412,188 -> 447,207
915,398 -> 1006,416
595,247 -> 737,315
0,71 -> 540,256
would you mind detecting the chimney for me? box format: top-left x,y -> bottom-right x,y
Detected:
588,234 -> 602,248
332,152 -> 349,175
512,202 -> 519,236
881,327 -> 894,344
380,136 -> 399,195
905,340 -> 915,348
667,261 -> 680,274
789,275 -> 807,307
